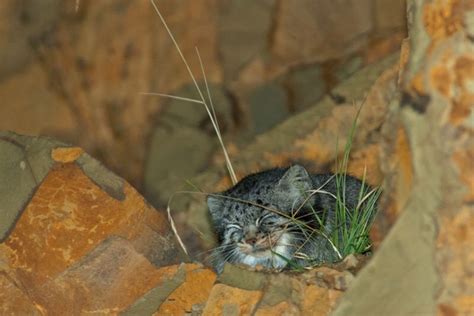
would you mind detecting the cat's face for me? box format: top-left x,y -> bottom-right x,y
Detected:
207,165 -> 315,272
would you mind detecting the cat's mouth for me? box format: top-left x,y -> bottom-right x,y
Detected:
237,231 -> 289,256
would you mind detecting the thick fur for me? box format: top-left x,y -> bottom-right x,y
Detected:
207,165 -> 370,273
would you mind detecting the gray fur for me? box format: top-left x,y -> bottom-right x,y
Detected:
207,164 -> 373,273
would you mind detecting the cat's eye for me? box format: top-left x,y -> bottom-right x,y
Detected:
227,224 -> 242,231
257,213 -> 280,227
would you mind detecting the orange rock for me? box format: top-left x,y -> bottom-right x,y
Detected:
2,162 -> 180,286
0,273 -> 42,315
202,283 -> 263,316
342,143 -> 383,186
155,264 -> 217,315
51,147 -> 84,163
301,284 -> 342,315
255,301 -> 300,316
33,237 -> 182,313
0,139 -> 187,314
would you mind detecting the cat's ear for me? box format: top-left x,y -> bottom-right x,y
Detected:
275,165 -> 313,209
207,195 -> 223,222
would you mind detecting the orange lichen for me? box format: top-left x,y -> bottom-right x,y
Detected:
51,147 -> 84,163
431,64 -> 453,98
423,0 -> 463,41
453,149 -> 474,203
395,127 -> 413,210
451,55 -> 474,124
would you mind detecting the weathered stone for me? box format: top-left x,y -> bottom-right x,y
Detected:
144,82 -> 234,206
218,264 -> 268,291
248,81 -> 289,134
301,284 -> 342,315
0,141 -> 186,286
218,0 -> 275,80
122,264 -> 186,316
0,63 -> 75,138
0,0 -> 59,81
0,132 -> 67,241
34,237 -> 182,313
155,264 -> 217,315
334,56 -> 364,84
0,273 -> 41,315
0,138 -> 189,314
201,283 -> 263,315
374,0 -> 407,34
271,0 -> 372,64
76,152 -> 125,201
333,1 -> 474,315
283,64 -> 327,111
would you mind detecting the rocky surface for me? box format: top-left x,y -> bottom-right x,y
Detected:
0,0 -> 406,194
0,133 -> 188,314
332,1 -> 474,315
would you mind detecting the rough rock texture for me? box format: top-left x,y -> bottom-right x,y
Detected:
333,1 -> 474,315
0,0 -> 406,193
0,133 -> 188,314
0,0 -> 60,81
271,0 -> 373,64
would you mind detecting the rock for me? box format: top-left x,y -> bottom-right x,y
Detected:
283,64 -> 327,111
271,0 -> 373,64
334,56 -> 364,84
218,0 -> 275,80
0,0 -> 59,81
332,1 -> 474,315
0,63 -> 75,139
0,273 -> 42,315
34,237 -> 183,313
0,132 -> 67,241
202,264 -> 349,315
248,81 -> 289,134
155,264 -> 217,315
374,0 -> 407,34
144,83 -> 234,206
0,133 -> 188,313
202,283 -> 263,315
341,254 -> 360,270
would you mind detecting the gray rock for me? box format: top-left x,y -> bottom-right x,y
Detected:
0,131 -> 67,241
144,83 -> 234,206
271,0 -> 373,63
282,64 -> 326,111
248,81 -> 289,134
144,126 -> 215,207
76,153 -> 125,201
218,0 -> 276,80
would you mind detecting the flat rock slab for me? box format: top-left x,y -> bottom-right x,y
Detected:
0,132 -> 66,241
0,134 -> 188,314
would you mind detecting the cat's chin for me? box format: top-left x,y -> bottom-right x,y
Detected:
238,233 -> 292,270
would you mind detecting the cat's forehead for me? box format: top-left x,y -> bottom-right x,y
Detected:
225,168 -> 286,198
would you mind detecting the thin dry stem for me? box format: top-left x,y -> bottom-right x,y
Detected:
148,0 -> 237,184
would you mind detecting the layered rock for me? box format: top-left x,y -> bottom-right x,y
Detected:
0,133 -> 188,314
333,1 -> 474,315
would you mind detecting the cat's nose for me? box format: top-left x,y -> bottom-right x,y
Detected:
246,237 -> 257,245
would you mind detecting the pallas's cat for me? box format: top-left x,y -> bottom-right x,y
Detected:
207,164 -> 371,273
